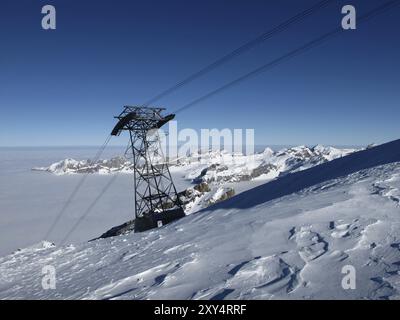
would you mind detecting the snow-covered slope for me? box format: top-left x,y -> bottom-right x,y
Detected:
1,140 -> 400,299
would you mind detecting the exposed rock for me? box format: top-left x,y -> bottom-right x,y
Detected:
207,187 -> 235,205
250,163 -> 277,179
194,182 -> 211,193
94,220 -> 135,240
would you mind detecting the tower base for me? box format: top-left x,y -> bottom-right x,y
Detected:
134,208 -> 186,232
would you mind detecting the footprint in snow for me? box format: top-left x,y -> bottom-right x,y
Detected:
292,226 -> 328,263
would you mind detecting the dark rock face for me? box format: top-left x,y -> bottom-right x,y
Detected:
94,220 -> 135,240
250,164 -> 277,179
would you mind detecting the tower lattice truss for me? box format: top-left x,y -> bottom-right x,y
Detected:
111,106 -> 185,232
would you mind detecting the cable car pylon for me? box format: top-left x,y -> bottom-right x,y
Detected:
111,106 -> 185,232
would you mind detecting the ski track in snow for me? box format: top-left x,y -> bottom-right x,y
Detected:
2,150 -> 400,299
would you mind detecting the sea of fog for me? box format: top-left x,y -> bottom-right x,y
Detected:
0,144 -> 358,257
0,146 -> 145,257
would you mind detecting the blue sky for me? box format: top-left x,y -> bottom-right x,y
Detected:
0,0 -> 399,147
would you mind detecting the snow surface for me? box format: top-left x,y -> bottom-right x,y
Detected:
1,140 -> 400,299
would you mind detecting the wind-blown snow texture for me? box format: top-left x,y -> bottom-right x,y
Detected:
1,140 -> 400,299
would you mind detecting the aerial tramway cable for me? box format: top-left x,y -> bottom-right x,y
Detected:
140,0 -> 335,108
58,141 -> 132,245
173,0 -> 400,115
46,0 -> 400,243
44,135 -> 112,239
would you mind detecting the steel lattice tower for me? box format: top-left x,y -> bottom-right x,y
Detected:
111,106 -> 185,232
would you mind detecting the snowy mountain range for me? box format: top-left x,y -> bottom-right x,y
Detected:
32,145 -> 356,178
32,145 -> 357,216
2,140 -> 400,299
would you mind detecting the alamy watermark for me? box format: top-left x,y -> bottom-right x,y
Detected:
342,5 -> 357,30
41,265 -> 56,290
147,120 -> 255,163
40,5 -> 357,31
41,5 -> 56,30
341,264 -> 356,290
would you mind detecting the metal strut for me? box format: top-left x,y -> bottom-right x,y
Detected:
111,106 -> 185,232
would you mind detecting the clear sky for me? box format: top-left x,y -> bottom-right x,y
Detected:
0,0 -> 399,147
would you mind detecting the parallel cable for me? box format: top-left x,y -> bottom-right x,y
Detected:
140,0 -> 335,107
59,174 -> 119,245
59,142 -> 131,244
44,135 -> 112,240
173,0 -> 400,115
